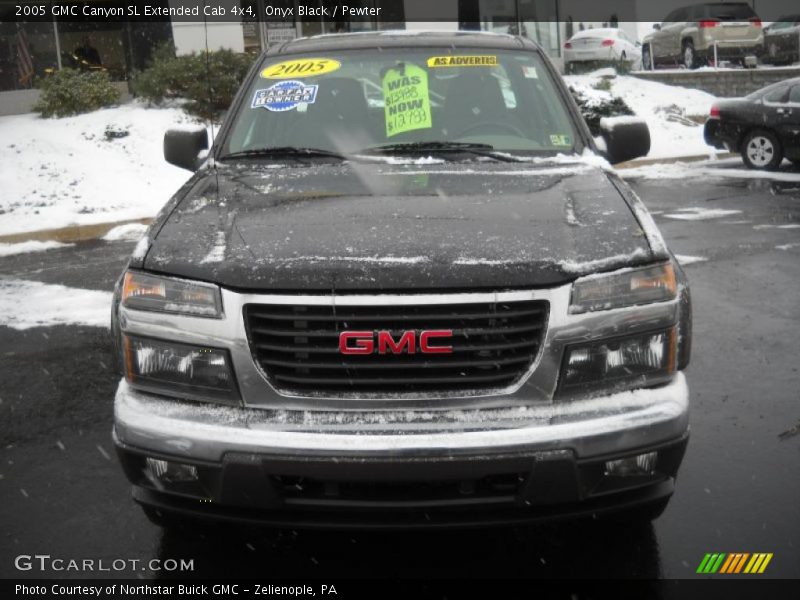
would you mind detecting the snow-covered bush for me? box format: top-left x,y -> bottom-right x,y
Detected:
34,69 -> 120,118
569,86 -> 635,136
132,44 -> 254,120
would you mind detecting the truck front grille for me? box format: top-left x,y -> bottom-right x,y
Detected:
244,299 -> 548,395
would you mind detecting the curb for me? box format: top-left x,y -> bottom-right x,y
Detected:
616,152 -> 737,169
0,153 -> 740,244
0,217 -> 152,245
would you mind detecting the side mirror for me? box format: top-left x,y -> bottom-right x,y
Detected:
653,24 -> 661,31
164,127 -> 208,171
598,117 -> 651,164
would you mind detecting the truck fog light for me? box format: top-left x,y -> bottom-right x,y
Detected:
559,329 -> 676,394
123,335 -> 239,403
145,458 -> 198,483
605,452 -> 657,477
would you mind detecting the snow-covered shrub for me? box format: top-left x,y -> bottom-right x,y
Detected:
569,86 -> 635,136
132,43 -> 254,120
34,69 -> 120,118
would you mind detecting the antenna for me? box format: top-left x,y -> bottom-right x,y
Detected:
203,1 -> 220,191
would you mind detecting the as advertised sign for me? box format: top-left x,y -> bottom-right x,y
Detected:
427,55 -> 498,68
382,64 -> 432,138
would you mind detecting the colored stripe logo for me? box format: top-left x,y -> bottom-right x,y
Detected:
696,553 -> 773,574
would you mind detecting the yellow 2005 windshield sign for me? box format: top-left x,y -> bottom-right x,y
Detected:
261,58 -> 341,79
382,64 -> 432,138
427,55 -> 497,68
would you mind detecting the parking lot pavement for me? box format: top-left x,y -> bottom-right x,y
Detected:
0,174 -> 798,580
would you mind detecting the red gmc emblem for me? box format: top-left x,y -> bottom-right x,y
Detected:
339,330 -> 453,355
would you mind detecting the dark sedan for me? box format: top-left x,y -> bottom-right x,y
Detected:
763,15 -> 800,65
704,77 -> 800,170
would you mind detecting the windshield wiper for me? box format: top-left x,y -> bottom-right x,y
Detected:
219,146 -> 349,161
359,141 -> 524,162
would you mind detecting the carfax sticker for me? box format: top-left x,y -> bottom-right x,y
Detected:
549,134 -> 572,146
426,55 -> 498,68
382,64 -> 432,138
260,58 -> 341,79
252,80 -> 318,112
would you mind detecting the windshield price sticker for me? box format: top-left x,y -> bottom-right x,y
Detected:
382,64 -> 432,138
260,58 -> 341,79
427,55 -> 498,68
252,81 -> 318,112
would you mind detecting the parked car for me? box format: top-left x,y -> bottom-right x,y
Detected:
564,28 -> 641,72
704,77 -> 800,170
111,32 -> 692,530
642,2 -> 763,70
762,15 -> 800,66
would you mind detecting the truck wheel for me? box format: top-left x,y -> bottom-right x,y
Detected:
141,505 -> 195,531
629,497 -> 670,521
642,44 -> 653,70
741,129 -> 783,170
682,41 -> 699,69
601,497 -> 671,524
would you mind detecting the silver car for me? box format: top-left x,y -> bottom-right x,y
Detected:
642,2 -> 763,69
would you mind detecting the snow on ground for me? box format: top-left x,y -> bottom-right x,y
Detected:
565,70 -> 717,159
664,207 -> 742,221
102,222 -> 149,242
619,160 -> 800,182
0,240 -> 73,257
0,279 -> 112,329
675,254 -> 708,266
0,101 -> 199,237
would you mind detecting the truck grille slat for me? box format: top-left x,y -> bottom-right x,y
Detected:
259,353 -> 535,371
244,299 -> 548,395
247,307 -> 545,322
250,323 -> 544,338
253,338 -> 537,354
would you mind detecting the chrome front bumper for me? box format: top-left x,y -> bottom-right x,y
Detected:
113,372 -> 689,463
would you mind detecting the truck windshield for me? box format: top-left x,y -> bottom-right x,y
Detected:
222,47 -> 578,159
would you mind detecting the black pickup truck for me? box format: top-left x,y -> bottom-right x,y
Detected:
111,31 -> 691,529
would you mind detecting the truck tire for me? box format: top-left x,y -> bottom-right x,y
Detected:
141,505 -> 186,529
601,497 -> 671,524
741,129 -> 783,170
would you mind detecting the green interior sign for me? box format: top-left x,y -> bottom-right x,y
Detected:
382,64 -> 432,138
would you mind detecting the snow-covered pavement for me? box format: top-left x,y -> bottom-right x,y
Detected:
565,70 -> 717,159
0,102 -> 196,237
619,159 -> 800,182
0,279 -> 112,330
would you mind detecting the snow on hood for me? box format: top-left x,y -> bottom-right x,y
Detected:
143,160 -> 660,290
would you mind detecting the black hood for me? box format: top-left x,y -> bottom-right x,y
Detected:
144,160 -> 655,291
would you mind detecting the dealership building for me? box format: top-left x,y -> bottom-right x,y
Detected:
0,0 -> 647,114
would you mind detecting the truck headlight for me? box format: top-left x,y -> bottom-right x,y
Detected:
570,263 -> 676,314
559,329 -> 676,394
122,271 -> 222,318
123,335 -> 239,403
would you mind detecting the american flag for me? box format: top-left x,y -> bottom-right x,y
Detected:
16,28 -> 35,87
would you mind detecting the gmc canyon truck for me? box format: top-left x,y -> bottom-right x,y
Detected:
111,32 -> 691,529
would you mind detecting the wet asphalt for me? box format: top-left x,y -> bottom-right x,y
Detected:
0,163 -> 798,580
